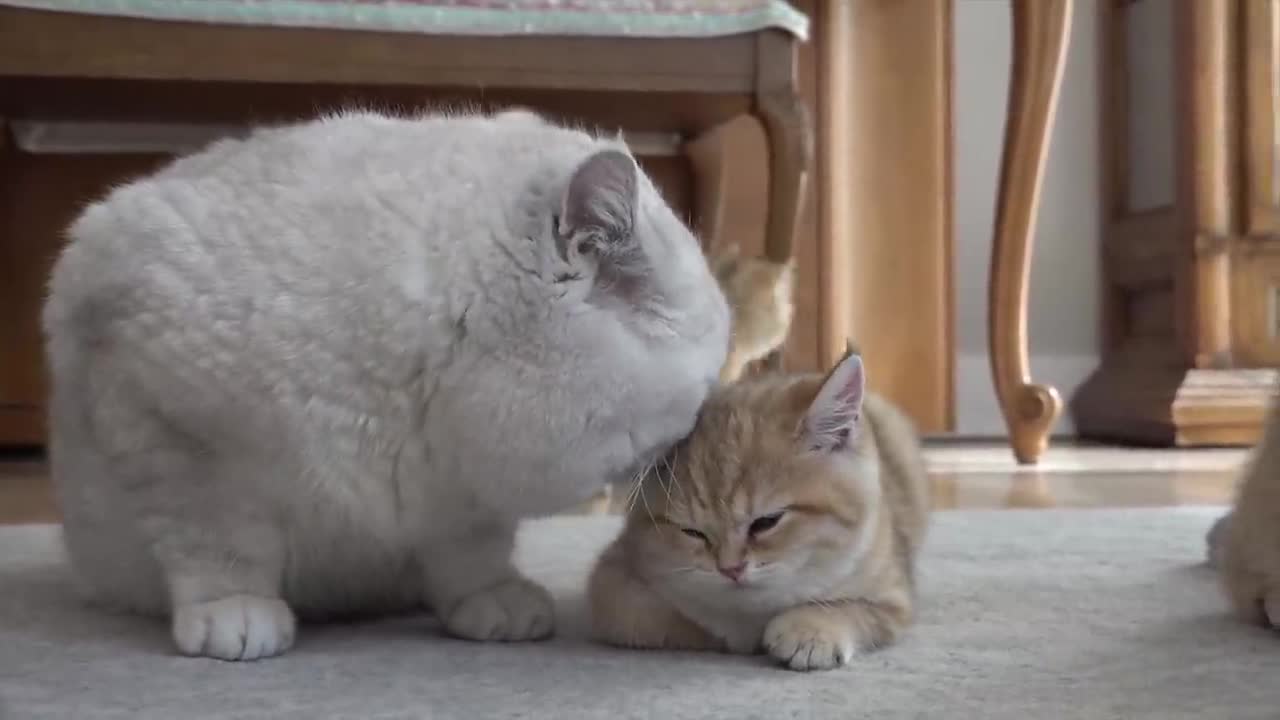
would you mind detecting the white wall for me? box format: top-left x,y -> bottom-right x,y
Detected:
953,0 -> 1101,436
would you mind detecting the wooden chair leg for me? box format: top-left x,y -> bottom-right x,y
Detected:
684,114 -> 761,252
754,33 -> 813,267
754,31 -> 813,371
989,0 -> 1072,464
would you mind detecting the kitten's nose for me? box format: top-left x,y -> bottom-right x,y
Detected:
717,562 -> 747,582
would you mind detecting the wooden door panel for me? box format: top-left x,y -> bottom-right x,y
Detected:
1244,0 -> 1280,235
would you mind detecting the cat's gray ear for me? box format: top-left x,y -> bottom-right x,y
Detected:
800,352 -> 865,453
558,149 -> 638,247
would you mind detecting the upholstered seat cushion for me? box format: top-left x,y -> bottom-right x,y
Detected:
0,0 -> 809,39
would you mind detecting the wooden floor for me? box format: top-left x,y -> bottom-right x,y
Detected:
926,443 -> 1244,509
0,443 -> 1247,525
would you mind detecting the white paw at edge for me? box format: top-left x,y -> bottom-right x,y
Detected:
172,594 -> 296,661
445,577 -> 555,642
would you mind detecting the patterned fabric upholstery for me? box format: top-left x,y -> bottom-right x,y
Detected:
0,0 -> 809,39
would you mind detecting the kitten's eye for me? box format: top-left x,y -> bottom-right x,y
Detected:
748,511 -> 785,536
680,528 -> 708,542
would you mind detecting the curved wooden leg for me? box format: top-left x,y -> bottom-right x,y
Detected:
684,117 -> 734,251
755,31 -> 813,370
755,34 -> 813,267
684,114 -> 761,252
989,0 -> 1072,464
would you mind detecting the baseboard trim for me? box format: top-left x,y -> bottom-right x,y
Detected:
1072,362 -> 1276,447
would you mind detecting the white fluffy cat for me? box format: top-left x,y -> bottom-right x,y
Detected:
43,109 -> 730,661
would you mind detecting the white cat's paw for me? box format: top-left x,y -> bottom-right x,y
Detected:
763,610 -> 854,672
445,577 -> 555,642
172,594 -> 296,661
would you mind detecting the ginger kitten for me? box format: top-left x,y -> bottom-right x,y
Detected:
1209,390 -> 1280,629
709,244 -> 794,382
588,349 -> 930,670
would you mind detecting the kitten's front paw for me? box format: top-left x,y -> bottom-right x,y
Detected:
763,608 -> 854,672
445,577 -> 555,642
172,594 -> 296,661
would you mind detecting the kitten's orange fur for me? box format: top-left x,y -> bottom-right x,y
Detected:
1211,392 -> 1280,629
588,350 -> 929,670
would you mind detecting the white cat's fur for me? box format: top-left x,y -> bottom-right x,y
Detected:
43,109 -> 730,660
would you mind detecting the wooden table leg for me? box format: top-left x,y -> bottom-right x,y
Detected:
754,31 -> 813,370
989,0 -> 1072,464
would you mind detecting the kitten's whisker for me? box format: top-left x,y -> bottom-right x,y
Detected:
622,480 -> 639,513
625,457 -> 660,526
663,452 -> 685,503
623,459 -> 652,514
658,455 -> 675,504
807,596 -> 840,613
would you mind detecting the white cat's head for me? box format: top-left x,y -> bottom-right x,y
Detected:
551,148 -> 730,357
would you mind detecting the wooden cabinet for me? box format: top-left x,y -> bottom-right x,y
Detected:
1074,0 -> 1280,445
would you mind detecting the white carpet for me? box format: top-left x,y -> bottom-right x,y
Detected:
0,508 -> 1274,720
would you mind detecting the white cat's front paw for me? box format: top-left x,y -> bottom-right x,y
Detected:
763,609 -> 854,672
445,577 -> 554,642
172,594 -> 296,661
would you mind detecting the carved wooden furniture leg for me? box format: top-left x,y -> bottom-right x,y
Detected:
989,0 -> 1072,464
684,113 -> 774,252
684,116 -> 741,251
755,31 -> 814,369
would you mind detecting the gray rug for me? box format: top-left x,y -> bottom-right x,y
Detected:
0,508 -> 1274,720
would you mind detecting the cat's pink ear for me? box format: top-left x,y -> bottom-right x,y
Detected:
558,149 -> 638,244
800,352 -> 865,453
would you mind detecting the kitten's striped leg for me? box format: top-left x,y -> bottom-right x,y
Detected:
762,596 -> 911,671
587,541 -> 722,651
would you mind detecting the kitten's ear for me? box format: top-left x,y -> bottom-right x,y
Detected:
800,351 -> 866,453
558,149 -> 638,244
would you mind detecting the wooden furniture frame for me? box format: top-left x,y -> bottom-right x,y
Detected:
0,6 -> 811,444
989,0 -> 1074,463
0,7 -> 812,257
822,0 -> 954,436
0,4 -> 1076,465
1074,0 -> 1279,447
811,0 -> 1073,463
